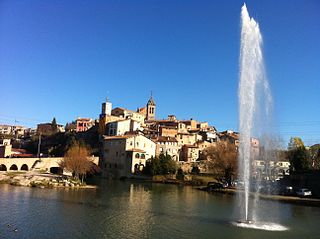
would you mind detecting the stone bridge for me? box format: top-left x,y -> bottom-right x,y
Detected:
0,157 -> 99,174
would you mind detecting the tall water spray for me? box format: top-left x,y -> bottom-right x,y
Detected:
238,3 -> 272,222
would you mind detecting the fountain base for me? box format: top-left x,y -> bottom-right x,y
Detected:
233,220 -> 288,231
237,220 -> 254,224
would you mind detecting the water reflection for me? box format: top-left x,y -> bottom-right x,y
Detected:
0,182 -> 320,239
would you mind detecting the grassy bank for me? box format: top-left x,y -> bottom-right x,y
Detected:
201,187 -> 320,207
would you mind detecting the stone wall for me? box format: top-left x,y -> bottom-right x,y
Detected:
0,156 -> 99,174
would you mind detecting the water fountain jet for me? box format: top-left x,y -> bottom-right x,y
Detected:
235,3 -> 288,231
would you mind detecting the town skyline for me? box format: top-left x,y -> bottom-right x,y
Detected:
1,0 -> 319,146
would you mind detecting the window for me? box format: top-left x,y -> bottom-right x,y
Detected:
141,154 -> 146,159
135,153 -> 140,158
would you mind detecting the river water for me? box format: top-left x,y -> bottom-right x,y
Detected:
0,180 -> 319,239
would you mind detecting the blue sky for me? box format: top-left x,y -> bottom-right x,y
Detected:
1,0 -> 319,146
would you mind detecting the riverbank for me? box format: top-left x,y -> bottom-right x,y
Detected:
199,187 -> 320,207
0,171 -> 96,189
147,174 -> 218,186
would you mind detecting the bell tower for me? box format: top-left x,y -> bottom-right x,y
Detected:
99,97 -> 112,135
146,92 -> 156,121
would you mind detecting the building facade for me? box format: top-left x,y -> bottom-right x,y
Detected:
101,134 -> 156,178
146,95 -> 156,121
106,119 -> 141,136
153,136 -> 180,161
76,118 -> 94,132
36,123 -> 64,135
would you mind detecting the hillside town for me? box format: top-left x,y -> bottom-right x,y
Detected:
1,95 -> 293,181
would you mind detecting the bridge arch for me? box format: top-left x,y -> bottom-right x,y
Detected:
50,167 -> 63,175
21,164 -> 29,171
10,164 -> 18,171
0,164 -> 7,171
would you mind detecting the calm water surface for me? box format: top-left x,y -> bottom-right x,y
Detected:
0,180 -> 319,239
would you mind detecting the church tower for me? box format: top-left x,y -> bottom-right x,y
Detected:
99,97 -> 112,135
100,97 -> 112,118
146,93 -> 156,121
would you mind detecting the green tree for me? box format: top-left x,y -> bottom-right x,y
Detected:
176,168 -> 185,180
288,147 -> 311,172
144,153 -> 177,175
288,137 -> 304,150
51,117 -> 58,133
287,137 -> 312,172
158,153 -> 177,174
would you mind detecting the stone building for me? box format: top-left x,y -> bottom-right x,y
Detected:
219,130 -> 240,147
0,125 -> 12,135
176,132 -> 202,147
253,159 -> 290,180
153,136 -> 180,161
111,107 -> 146,125
98,97 -> 122,134
106,119 -> 141,136
36,123 -> 64,135
0,139 -> 12,158
76,118 -> 94,132
101,133 -> 156,178
180,144 -> 200,162
146,95 -> 156,121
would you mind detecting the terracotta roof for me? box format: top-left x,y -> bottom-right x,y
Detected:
11,148 -> 28,153
103,135 -> 131,140
183,144 -> 199,148
160,125 -> 177,129
113,107 -> 145,116
154,119 -> 176,123
153,136 -> 178,143
137,106 -> 146,112
126,148 -> 146,153
113,107 -> 126,111
76,118 -> 92,121
147,96 -> 156,105
107,118 -> 131,123
11,153 -> 34,158
188,129 -> 200,133
103,132 -> 142,140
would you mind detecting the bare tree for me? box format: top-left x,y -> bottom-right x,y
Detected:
60,142 -> 93,183
201,141 -> 238,182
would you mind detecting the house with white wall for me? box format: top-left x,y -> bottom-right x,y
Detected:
101,133 -> 155,178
